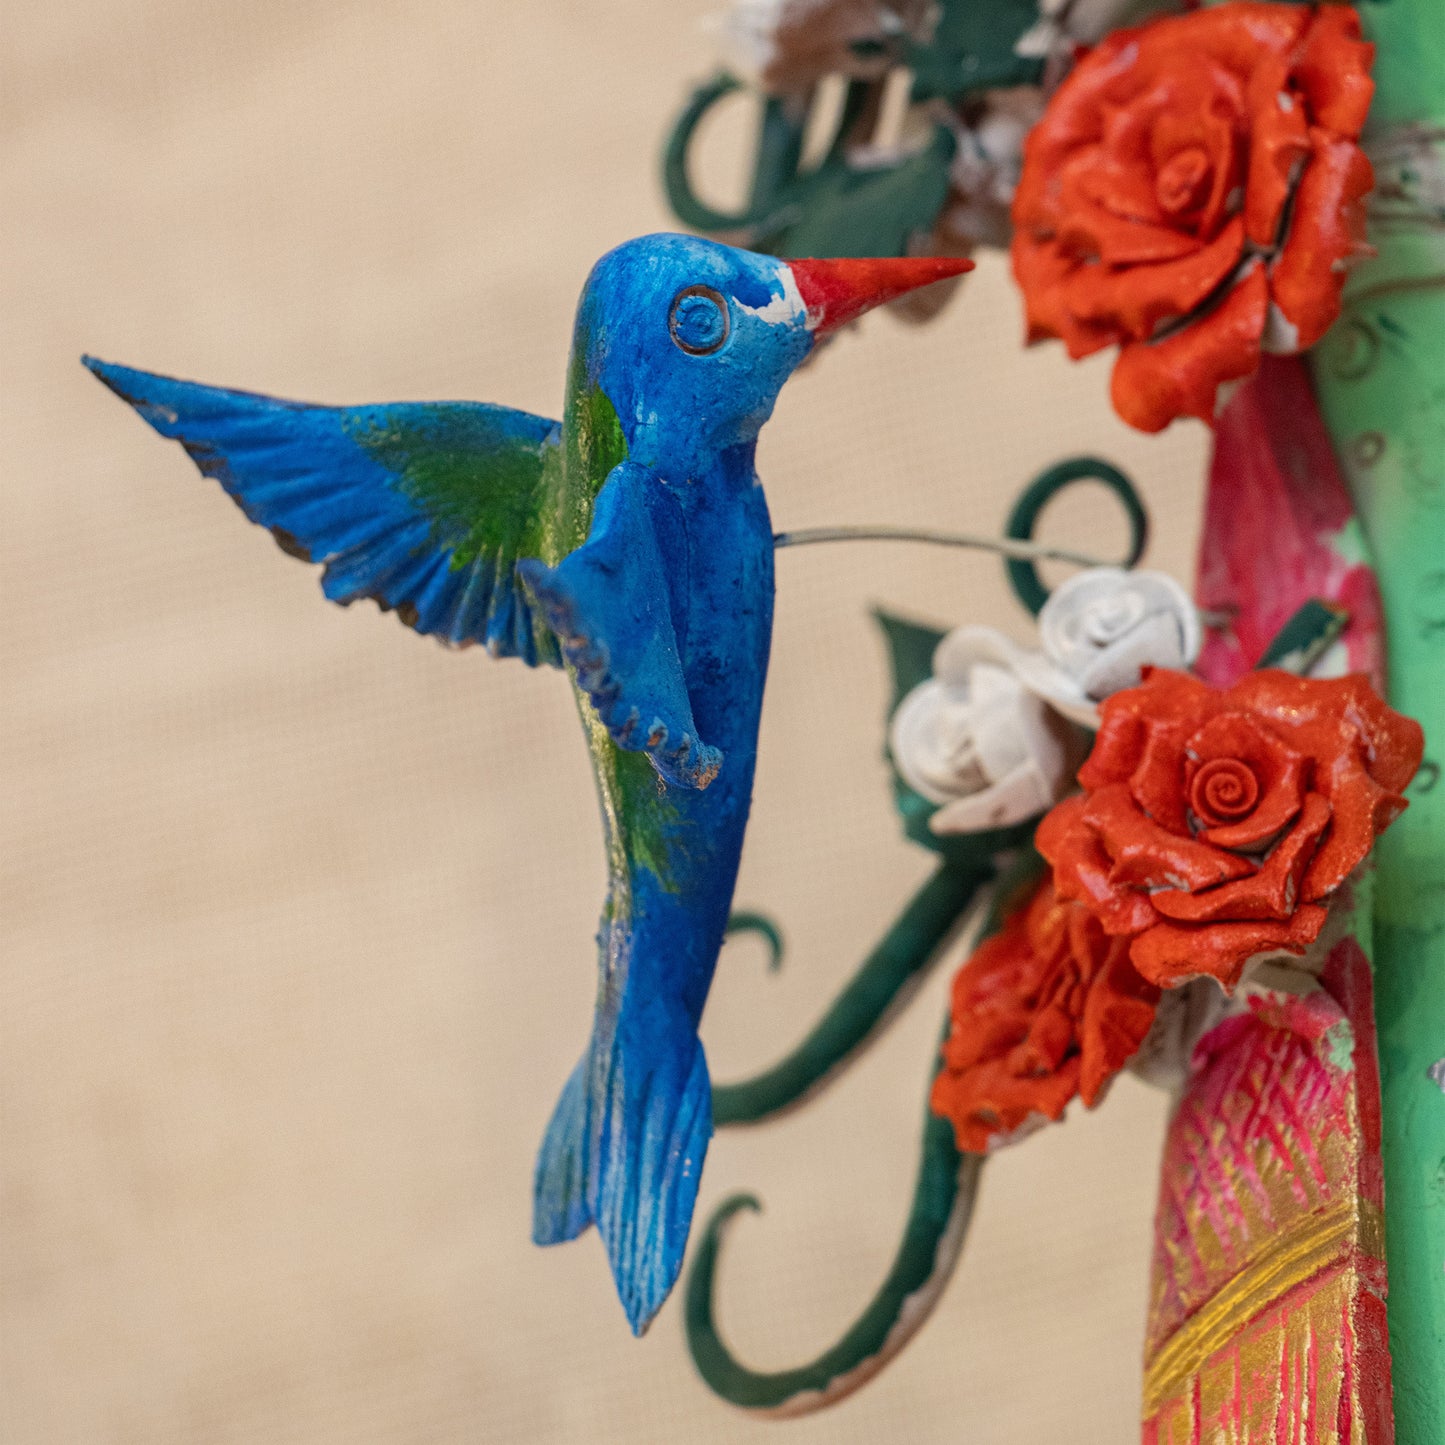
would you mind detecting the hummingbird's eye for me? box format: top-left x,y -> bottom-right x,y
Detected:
668,285 -> 730,356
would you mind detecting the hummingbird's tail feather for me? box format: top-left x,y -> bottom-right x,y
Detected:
532,1059 -> 594,1245
597,1041 -> 712,1336
532,1024 -> 713,1336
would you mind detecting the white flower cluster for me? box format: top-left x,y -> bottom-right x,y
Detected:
890,568 -> 1201,835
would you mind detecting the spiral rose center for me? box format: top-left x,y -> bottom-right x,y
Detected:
1080,591 -> 1146,646
1155,146 -> 1212,217
1190,757 -> 1260,825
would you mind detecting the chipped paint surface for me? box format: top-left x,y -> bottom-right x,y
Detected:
1195,357 -> 1385,692
1142,940 -> 1393,1442
1154,349 -> 1399,1441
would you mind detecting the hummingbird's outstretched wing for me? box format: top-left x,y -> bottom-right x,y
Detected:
519,462 -> 722,789
85,357 -> 564,664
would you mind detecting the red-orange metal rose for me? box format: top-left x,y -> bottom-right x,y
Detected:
931,877 -> 1160,1154
1011,3 -> 1375,432
1037,669 -> 1423,990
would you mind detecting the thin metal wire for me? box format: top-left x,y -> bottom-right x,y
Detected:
773,525 -> 1232,628
772,524 -> 1119,569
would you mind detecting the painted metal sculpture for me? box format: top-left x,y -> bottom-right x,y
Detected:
684,474 -> 1420,1428
1308,9 -> 1445,1428
663,0 -> 1104,263
663,2 -> 1441,1437
84,234 -> 972,1334
82,0 -> 1439,1434
1132,353 -> 1404,1439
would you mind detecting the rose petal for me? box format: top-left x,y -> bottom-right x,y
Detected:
1110,258 -> 1269,431
1085,65 -> 1245,236
1051,189 -> 1208,265
1130,904 -> 1329,990
1010,1001 -> 1076,1075
1085,670 -> 1211,830
1151,791 -> 1330,921
1078,941 -> 1160,1106
1269,130 -> 1374,351
1184,710 -> 1307,847
1085,782 -> 1256,892
1078,711 -> 1147,790
1011,29 -> 1154,233
948,941 -> 1045,1014
1012,236 -> 1123,357
932,1056 -> 1081,1153
1145,70 -> 1245,172
1225,671 -> 1423,895
1057,190 -> 1206,266
1149,98 -> 1244,239
1127,716 -> 1197,833
1007,0 -> 1369,437
941,1011 -> 1029,1074
1237,671 -> 1424,796
1064,216 -> 1246,343
1170,2 -> 1309,76
1065,115 -> 1169,228
1083,670 -> 1213,775
1052,668 -> 1418,990
1303,748 -> 1403,900
1243,54 -> 1311,247
1292,4 -> 1375,139
933,880 -> 1152,1151
1037,794 -> 1161,935
944,895 -> 1066,1072
1178,672 -> 1422,897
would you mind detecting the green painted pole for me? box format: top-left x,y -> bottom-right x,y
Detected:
1310,2 -> 1445,1435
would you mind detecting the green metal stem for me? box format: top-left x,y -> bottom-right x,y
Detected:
713,862 -> 986,1126
686,1088 -> 982,1414
1309,2 -> 1445,1434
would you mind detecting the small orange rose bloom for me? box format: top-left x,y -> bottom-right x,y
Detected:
1037,669 -> 1423,990
1011,3 -> 1375,432
931,877 -> 1160,1154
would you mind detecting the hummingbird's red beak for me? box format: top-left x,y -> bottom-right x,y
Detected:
786,256 -> 975,336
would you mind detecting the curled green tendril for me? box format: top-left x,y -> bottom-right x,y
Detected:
662,74 -> 815,240
1005,457 -> 1148,616
713,862 -> 986,1126
690,853 -> 1045,1413
725,911 -> 786,973
686,1083 -> 983,1415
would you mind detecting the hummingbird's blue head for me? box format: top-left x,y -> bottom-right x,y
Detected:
573,234 -> 971,480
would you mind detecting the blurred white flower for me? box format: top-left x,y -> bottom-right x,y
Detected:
1027,568 -> 1202,723
913,570 -> 1201,734
1015,0 -> 1168,63
713,0 -> 932,88
890,644 -> 1074,835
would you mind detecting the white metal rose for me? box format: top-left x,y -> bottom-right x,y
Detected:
902,569 -> 1201,735
1026,568 -> 1201,723
889,632 -> 1074,835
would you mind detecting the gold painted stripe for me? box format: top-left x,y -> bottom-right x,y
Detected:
1359,1198 -> 1386,1262
1142,1196 -> 1377,1414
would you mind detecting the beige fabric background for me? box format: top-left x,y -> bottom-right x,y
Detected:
2,4 -> 1210,1440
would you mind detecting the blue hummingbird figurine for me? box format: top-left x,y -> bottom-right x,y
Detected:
84,234 -> 970,1334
